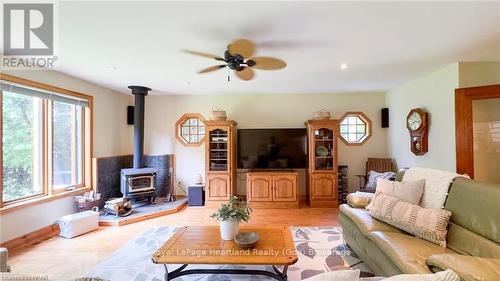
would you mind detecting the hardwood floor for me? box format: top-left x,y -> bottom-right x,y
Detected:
8,203 -> 339,281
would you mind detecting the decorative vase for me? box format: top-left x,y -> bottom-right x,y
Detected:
194,174 -> 203,184
219,219 -> 239,240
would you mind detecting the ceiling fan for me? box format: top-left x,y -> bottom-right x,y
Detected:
183,39 -> 287,81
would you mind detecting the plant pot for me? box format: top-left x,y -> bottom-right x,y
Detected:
219,219 -> 240,240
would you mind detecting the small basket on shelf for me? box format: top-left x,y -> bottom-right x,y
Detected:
210,107 -> 227,121
313,109 -> 331,120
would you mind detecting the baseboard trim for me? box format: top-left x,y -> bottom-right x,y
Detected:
0,224 -> 60,251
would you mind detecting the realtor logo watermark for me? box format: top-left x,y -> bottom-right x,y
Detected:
2,3 -> 57,69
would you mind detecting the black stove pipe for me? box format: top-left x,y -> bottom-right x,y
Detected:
128,85 -> 152,169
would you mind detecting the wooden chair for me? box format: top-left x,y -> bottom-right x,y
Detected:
356,158 -> 394,192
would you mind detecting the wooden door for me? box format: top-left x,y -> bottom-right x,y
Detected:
311,173 -> 337,200
272,175 -> 297,202
456,84 -> 500,180
247,175 -> 272,202
206,174 -> 230,200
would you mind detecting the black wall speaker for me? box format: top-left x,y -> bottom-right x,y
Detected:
381,108 -> 389,128
127,106 -> 134,125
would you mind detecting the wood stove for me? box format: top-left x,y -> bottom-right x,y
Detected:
120,168 -> 156,199
120,86 -> 156,201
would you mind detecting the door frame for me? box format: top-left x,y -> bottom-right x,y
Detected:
455,84 -> 500,178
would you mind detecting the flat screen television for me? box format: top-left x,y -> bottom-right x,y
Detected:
237,129 -> 307,169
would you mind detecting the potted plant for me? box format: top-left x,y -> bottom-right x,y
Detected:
210,196 -> 252,240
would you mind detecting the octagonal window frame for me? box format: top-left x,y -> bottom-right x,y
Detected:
339,112 -> 372,145
175,113 -> 206,146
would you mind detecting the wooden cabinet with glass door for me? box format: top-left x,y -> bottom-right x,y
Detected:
204,120 -> 237,207
306,119 -> 339,207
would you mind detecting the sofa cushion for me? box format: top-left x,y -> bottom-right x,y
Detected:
426,254 -> 500,281
339,213 -> 403,276
446,223 -> 500,259
445,177 -> 500,245
368,193 -> 451,247
339,204 -> 403,236
367,231 -> 455,274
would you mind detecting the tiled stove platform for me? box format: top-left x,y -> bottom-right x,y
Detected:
98,197 -> 187,226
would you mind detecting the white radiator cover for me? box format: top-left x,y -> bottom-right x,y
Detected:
56,210 -> 99,239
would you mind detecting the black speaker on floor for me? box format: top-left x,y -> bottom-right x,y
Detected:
127,106 -> 134,125
188,185 -> 205,206
381,108 -> 389,128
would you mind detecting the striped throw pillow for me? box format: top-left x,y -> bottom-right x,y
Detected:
368,193 -> 451,247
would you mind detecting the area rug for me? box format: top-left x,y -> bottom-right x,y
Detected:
85,226 -> 375,281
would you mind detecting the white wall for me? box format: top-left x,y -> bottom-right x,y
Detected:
386,61 -> 500,173
144,92 -> 389,195
1,70 -> 133,243
386,63 -> 460,171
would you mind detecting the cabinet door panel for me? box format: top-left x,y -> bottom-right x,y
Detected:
312,173 -> 337,200
206,126 -> 230,172
273,175 -> 297,202
206,174 -> 230,200
247,175 -> 272,202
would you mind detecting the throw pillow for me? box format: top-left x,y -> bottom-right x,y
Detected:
368,193 -> 451,247
382,269 -> 460,281
366,178 -> 425,210
366,170 -> 396,189
304,269 -> 360,281
346,192 -> 374,208
376,178 -> 425,205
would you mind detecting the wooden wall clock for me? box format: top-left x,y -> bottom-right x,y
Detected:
406,108 -> 429,156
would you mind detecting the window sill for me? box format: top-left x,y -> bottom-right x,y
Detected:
0,186 -> 92,214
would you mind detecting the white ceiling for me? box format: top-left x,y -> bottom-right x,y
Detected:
54,1 -> 500,95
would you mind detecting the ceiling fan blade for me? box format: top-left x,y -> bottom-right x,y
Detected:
198,65 -> 227,74
235,67 -> 254,81
249,57 -> 287,70
183,49 -> 225,61
228,39 -> 255,58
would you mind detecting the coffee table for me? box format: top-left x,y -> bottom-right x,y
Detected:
152,226 -> 298,280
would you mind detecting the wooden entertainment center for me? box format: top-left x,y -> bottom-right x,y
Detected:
204,119 -> 339,208
246,171 -> 299,208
